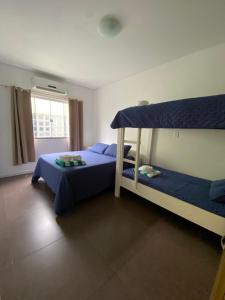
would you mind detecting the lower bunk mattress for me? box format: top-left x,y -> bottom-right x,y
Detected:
123,167 -> 225,218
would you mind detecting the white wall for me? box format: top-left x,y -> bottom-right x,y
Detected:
0,63 -> 94,178
94,43 -> 225,180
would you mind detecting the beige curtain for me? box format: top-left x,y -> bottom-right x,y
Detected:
69,99 -> 83,151
11,87 -> 35,165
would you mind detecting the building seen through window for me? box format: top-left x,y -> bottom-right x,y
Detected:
31,97 -> 69,138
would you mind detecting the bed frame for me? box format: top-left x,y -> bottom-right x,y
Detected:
115,127 -> 225,249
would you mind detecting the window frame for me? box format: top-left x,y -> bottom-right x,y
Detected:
31,90 -> 69,139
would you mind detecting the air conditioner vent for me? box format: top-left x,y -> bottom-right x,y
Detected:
34,85 -> 67,95
32,77 -> 68,96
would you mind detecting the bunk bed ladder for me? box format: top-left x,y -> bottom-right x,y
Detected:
115,128 -> 142,197
115,128 -> 125,197
134,128 -> 141,188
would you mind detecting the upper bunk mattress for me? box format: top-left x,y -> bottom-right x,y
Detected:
123,167 -> 225,217
111,94 -> 225,129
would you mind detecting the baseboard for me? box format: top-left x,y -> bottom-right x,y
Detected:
0,169 -> 34,179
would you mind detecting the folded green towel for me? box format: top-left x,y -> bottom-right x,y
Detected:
140,169 -> 161,178
55,159 -> 86,168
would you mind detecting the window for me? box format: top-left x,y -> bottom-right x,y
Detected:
31,96 -> 69,138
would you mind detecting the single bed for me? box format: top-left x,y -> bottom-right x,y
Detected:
123,167 -> 225,218
32,150 -> 117,215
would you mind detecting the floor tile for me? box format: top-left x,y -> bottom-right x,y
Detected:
0,175 -> 221,300
117,219 -> 221,300
0,234 -> 113,300
115,189 -> 162,226
0,229 -> 12,271
8,209 -> 63,262
0,264 -> 15,300
85,206 -> 158,271
55,190 -> 116,237
86,274 -> 135,300
3,176 -> 54,222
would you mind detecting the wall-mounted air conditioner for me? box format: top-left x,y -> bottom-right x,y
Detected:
31,77 -> 68,96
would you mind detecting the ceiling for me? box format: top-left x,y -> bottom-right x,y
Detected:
0,0 -> 225,89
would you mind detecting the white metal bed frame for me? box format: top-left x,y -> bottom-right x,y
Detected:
115,127 -> 225,249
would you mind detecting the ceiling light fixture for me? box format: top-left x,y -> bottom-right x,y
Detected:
98,15 -> 122,38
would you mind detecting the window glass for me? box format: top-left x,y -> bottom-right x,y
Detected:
31,96 -> 69,138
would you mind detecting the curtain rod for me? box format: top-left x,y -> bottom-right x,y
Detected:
0,84 -> 30,91
0,83 -> 11,88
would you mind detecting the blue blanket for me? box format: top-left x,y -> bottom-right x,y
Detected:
111,94 -> 225,129
32,150 -> 116,215
123,167 -> 225,217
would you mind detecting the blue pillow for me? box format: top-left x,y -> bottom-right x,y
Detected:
104,143 -> 131,157
210,179 -> 225,203
89,143 -> 109,154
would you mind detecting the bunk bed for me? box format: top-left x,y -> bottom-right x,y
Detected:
111,94 -> 225,248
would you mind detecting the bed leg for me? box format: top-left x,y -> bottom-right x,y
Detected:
115,185 -> 120,198
221,236 -> 225,250
115,175 -> 121,197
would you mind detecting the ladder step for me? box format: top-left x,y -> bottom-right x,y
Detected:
123,158 -> 136,165
124,140 -> 140,145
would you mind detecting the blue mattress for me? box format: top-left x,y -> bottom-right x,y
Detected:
32,150 -> 116,215
123,167 -> 225,217
111,94 -> 225,129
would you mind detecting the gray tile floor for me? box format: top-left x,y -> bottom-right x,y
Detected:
0,175 -> 221,300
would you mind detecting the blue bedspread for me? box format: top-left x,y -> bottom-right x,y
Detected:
32,150 -> 116,215
123,167 -> 225,217
111,94 -> 225,129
